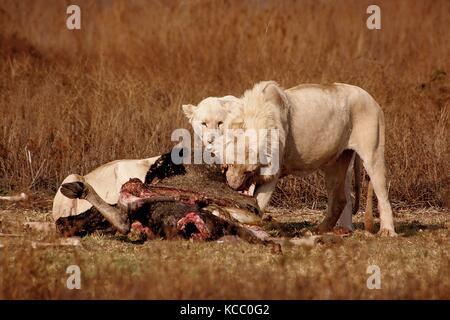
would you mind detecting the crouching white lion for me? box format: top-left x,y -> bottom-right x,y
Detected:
224,81 -> 396,236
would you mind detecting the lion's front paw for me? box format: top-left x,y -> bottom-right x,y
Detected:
378,228 -> 397,237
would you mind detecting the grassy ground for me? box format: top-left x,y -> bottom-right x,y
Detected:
1,204 -> 448,299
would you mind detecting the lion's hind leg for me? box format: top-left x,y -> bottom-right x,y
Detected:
351,116 -> 396,236
335,152 -> 356,231
358,151 -> 396,236
319,150 -> 354,234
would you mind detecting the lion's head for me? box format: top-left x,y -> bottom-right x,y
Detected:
224,81 -> 289,191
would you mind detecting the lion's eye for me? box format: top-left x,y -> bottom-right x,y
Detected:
201,122 -> 207,127
218,121 -> 223,127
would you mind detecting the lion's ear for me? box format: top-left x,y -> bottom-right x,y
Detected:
182,104 -> 196,121
263,82 -> 288,108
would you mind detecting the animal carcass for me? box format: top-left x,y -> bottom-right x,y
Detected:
55,150 -> 273,246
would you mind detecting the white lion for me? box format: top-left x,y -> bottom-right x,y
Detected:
181,90 -> 372,232
224,81 -> 395,236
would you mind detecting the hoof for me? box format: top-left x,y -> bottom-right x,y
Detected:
60,181 -> 85,199
378,228 -> 397,237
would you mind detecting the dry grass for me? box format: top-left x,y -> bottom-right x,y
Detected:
0,0 -> 449,300
0,207 -> 449,299
0,0 -> 448,209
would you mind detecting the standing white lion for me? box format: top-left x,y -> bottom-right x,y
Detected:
224,81 -> 396,236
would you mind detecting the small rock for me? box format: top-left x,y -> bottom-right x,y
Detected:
289,237 -> 317,247
217,235 -> 241,244
288,234 -> 344,247
316,234 -> 344,245
23,222 -> 55,233
60,237 -> 81,246
304,230 -> 313,237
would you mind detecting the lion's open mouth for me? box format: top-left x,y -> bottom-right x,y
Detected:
234,173 -> 255,192
177,212 -> 211,240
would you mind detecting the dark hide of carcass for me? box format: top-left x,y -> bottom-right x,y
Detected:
55,149 -> 273,246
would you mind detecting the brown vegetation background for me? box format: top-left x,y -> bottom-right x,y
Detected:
0,0 -> 449,209
0,0 -> 449,301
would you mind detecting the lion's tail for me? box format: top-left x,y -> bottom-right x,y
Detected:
364,180 -> 374,233
352,153 -> 361,215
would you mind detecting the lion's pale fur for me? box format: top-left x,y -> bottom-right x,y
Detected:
225,81 -> 396,235
182,95 -> 241,147
234,81 -> 289,183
